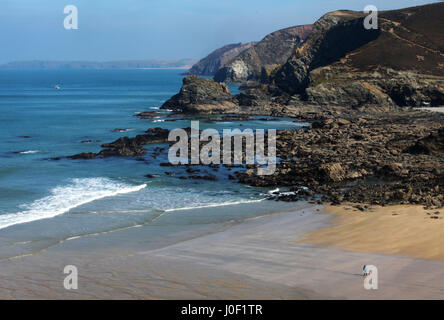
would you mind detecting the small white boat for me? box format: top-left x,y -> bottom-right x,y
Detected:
55,85 -> 61,90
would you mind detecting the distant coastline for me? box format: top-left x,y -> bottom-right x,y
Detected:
0,59 -> 197,70
136,66 -> 193,70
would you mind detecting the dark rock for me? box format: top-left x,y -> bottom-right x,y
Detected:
161,75 -> 236,114
404,127 -> 444,155
318,163 -> 346,182
135,111 -> 165,119
160,162 -> 175,167
68,152 -> 97,159
69,128 -> 170,159
188,174 -> 218,181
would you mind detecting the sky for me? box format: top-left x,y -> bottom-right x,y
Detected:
0,0 -> 439,63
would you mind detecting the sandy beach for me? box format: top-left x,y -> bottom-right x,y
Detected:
301,204 -> 444,260
1,203 -> 444,299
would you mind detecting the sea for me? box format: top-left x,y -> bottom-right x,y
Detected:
0,69 -> 308,260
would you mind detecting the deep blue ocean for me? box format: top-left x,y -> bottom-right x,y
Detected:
0,69 -> 306,259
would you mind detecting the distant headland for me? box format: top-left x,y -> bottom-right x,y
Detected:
0,59 -> 198,70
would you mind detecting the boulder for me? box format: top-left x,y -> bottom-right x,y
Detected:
161,75 -> 237,113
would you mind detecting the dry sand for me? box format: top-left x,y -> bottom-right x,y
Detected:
300,204 -> 444,260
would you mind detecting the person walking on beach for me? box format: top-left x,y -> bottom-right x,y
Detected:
363,265 -> 368,276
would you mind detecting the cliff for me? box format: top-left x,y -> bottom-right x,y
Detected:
272,3 -> 444,107
184,42 -> 256,76
213,24 -> 313,83
163,3 -> 444,114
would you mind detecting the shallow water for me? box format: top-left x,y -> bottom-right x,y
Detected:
0,69 -> 306,258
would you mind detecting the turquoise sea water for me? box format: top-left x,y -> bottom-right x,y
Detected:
0,69 -> 306,259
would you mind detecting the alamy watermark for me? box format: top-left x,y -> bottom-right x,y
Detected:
63,265 -> 78,290
363,5 -> 378,30
363,265 -> 378,290
64,5 -> 78,30
168,121 -> 277,175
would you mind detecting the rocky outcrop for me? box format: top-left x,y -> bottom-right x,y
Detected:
161,75 -> 237,113
214,24 -> 313,83
69,128 -> 170,159
185,42 -> 256,76
304,68 -> 444,108
163,4 -> 443,114
161,75 -> 286,115
404,127 -> 444,155
236,111 -> 444,207
271,3 -> 444,108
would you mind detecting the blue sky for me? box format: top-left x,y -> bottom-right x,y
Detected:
0,0 -> 438,63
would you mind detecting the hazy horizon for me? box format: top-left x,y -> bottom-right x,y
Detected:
0,0 -> 438,64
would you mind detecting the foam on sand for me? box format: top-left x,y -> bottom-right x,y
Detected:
164,199 -> 265,212
0,178 -> 146,230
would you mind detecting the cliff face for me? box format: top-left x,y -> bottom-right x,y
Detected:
272,3 -> 444,107
185,42 -> 256,76
214,24 -> 313,83
164,3 -> 444,114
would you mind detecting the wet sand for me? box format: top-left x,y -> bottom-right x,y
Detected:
1,204 -> 444,299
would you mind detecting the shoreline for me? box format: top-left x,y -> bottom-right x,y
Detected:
1,203 -> 444,299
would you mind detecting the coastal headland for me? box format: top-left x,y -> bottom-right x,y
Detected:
1,3 -> 443,300
69,3 -> 444,211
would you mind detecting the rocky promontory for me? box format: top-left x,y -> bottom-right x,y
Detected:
271,4 -> 444,108
214,24 -> 313,83
166,4 -> 443,113
69,127 -> 171,159
237,111 -> 444,208
184,42 -> 256,76
161,75 -> 238,113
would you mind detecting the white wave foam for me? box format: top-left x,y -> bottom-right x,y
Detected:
0,178 -> 146,230
268,188 -> 279,194
19,150 -> 40,154
164,199 -> 265,212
